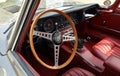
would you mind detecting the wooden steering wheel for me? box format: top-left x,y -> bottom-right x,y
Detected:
29,9 -> 78,69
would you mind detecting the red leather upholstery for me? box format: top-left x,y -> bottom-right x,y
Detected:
62,67 -> 95,76
93,37 -> 120,60
102,55 -> 120,76
104,55 -> 120,74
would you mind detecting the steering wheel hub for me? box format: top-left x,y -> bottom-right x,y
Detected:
52,31 -> 62,45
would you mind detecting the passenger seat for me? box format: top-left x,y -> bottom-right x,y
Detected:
92,37 -> 120,60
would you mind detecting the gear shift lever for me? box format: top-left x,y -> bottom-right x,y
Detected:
71,36 -> 91,50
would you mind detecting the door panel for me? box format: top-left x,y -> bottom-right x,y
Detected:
90,11 -> 120,37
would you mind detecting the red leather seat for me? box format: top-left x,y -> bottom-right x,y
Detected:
93,37 -> 120,60
62,67 -> 95,76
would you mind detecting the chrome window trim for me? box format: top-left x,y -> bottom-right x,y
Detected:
7,51 -> 33,76
7,0 -> 40,75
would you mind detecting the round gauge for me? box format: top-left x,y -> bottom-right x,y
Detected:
43,19 -> 55,32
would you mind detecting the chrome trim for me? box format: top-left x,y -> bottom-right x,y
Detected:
7,0 -> 40,75
7,51 -> 32,76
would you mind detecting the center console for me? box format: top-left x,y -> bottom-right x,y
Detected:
62,41 -> 105,72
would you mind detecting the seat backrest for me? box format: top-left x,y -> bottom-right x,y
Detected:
92,38 -> 115,60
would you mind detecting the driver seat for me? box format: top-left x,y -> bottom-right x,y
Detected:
62,67 -> 95,76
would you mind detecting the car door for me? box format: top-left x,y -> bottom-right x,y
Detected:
90,0 -> 120,37
0,0 -> 40,76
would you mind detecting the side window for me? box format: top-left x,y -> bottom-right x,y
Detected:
0,0 -> 23,39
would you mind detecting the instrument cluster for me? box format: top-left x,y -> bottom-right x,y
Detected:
36,15 -> 73,33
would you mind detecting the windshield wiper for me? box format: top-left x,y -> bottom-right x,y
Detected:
3,22 -> 15,34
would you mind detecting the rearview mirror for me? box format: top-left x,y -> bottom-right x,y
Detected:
103,0 -> 111,8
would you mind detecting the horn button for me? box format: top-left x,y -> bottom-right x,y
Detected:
52,31 -> 62,45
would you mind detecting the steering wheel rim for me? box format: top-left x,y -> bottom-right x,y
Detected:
29,9 -> 78,69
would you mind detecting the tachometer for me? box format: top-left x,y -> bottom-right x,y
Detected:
43,19 -> 55,32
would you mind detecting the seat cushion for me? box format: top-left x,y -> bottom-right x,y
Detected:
62,67 -> 95,76
93,37 -> 120,60
111,47 -> 120,59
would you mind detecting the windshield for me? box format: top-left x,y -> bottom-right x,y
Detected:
0,0 -> 116,39
0,0 -> 116,26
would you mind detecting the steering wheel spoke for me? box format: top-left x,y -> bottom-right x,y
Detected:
63,35 -> 75,42
54,44 -> 60,66
33,30 -> 52,41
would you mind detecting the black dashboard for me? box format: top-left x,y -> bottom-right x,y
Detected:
35,4 -> 100,33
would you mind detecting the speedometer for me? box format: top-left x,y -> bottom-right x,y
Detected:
43,19 -> 55,32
